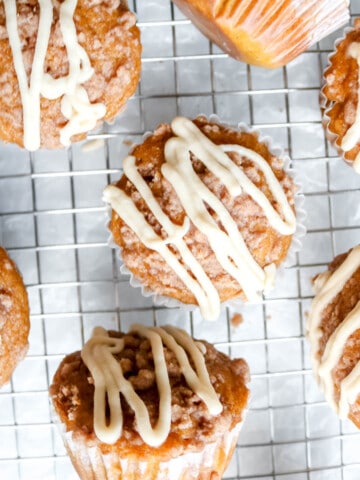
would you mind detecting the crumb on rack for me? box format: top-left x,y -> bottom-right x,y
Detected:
123,139 -> 134,147
81,138 -> 105,152
230,313 -> 243,328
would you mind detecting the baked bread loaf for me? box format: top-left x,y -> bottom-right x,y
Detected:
322,18 -> 360,173
50,324 -> 250,479
0,247 -> 30,387
103,116 -> 297,321
307,245 -> 360,428
172,0 -> 349,68
0,0 -> 141,150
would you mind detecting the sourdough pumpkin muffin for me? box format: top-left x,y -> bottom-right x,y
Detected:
0,247 -> 30,387
0,0 -> 141,150
307,245 -> 360,428
322,18 -> 360,173
50,324 -> 250,480
171,0 -> 349,68
103,116 -> 298,321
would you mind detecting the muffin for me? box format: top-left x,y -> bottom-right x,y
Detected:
321,18 -> 360,173
0,0 -> 141,150
307,245 -> 360,427
50,323 -> 250,479
171,0 -> 349,68
103,116 -> 298,321
0,247 -> 30,387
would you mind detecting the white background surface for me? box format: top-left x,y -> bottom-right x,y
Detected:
1,0 -> 360,478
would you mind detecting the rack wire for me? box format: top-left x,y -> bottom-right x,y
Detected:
1,1 -> 360,479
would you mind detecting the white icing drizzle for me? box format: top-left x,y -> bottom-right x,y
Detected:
339,361 -> 360,417
4,0 -> 106,150
81,324 -> 223,446
4,0 -> 53,151
341,42 -> 360,172
103,117 -> 296,320
307,245 -> 360,418
104,182 -> 221,321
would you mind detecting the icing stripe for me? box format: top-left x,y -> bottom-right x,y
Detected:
169,117 -> 296,236
4,0 -> 53,151
339,361 -> 360,417
104,182 -> 221,321
103,117 -> 296,320
307,245 -> 360,417
318,300 -> 360,416
307,245 -> 360,371
154,325 -> 222,414
81,325 -> 222,446
4,0 -> 106,150
221,145 -> 296,235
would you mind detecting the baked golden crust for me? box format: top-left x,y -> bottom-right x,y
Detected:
108,117 -> 295,307
322,19 -> 360,167
0,247 -> 30,387
50,329 -> 249,460
0,0 -> 141,149
313,250 -> 360,428
171,0 -> 349,68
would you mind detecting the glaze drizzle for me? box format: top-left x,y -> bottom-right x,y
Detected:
81,324 -> 223,446
307,244 -> 360,418
4,0 -> 106,150
103,117 -> 296,320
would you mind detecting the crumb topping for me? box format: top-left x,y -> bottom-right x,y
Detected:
50,329 -> 249,459
0,0 -> 141,148
110,117 -> 296,307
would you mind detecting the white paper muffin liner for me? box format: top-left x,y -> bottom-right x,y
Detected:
320,23 -> 360,172
53,409 -> 245,480
103,115 -> 306,317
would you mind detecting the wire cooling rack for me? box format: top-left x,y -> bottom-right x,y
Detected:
1,1 -> 360,479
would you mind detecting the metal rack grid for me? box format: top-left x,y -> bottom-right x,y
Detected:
1,1 -> 360,479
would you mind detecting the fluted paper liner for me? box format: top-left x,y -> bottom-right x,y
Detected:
172,0 -> 349,68
54,411 -> 243,480
321,22 -> 360,171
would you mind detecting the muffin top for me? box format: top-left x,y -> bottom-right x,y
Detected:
50,324 -> 249,460
0,247 -> 30,387
104,116 -> 297,320
0,0 -> 141,149
322,18 -> 360,171
307,245 -> 360,427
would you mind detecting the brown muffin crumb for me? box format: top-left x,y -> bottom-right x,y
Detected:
231,313 -> 244,328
